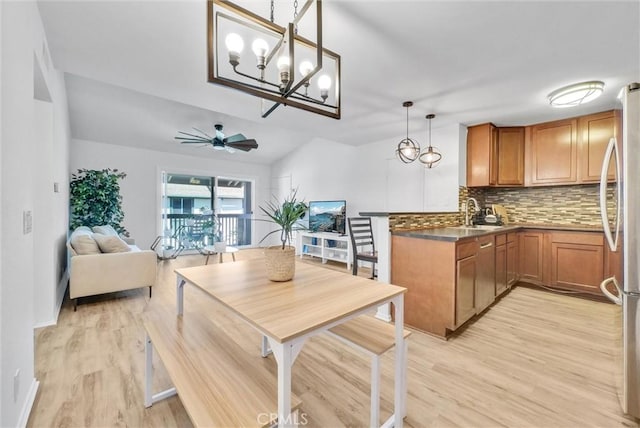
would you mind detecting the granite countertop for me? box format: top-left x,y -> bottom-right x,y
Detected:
392,223 -> 604,242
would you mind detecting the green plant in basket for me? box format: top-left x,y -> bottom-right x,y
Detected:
259,189 -> 308,250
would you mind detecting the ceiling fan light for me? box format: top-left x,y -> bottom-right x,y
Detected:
548,81 -> 604,108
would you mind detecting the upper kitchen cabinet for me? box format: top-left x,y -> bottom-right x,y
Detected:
528,118 -> 578,186
467,123 -> 497,187
578,110 -> 621,183
497,127 -> 525,186
467,124 -> 524,187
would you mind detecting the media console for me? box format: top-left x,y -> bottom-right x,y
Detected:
298,231 -> 351,270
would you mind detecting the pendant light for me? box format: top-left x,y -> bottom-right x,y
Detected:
419,114 -> 442,168
396,101 -> 420,163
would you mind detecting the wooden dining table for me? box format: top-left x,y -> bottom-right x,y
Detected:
175,260 -> 407,428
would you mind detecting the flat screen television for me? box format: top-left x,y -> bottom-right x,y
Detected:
308,200 -> 346,234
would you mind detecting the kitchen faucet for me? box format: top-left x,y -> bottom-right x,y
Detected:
464,197 -> 480,226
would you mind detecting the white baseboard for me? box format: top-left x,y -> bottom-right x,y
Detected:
17,378 -> 39,428
54,270 -> 69,320
33,271 -> 69,329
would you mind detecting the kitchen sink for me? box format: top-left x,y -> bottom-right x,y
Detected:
451,225 -> 505,230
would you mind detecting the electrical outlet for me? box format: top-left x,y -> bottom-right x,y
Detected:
461,202 -> 467,212
13,369 -> 20,402
53,182 -> 60,193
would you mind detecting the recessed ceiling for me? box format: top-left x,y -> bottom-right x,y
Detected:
38,1 -> 640,164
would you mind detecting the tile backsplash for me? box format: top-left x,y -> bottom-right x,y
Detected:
388,184 -> 610,231
484,184 -> 607,226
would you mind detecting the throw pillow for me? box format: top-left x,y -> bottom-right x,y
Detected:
70,228 -> 101,255
92,225 -> 119,236
93,234 -> 132,253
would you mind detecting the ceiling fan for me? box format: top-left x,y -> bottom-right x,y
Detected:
175,124 -> 258,153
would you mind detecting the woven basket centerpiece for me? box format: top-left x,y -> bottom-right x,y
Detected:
264,245 -> 296,282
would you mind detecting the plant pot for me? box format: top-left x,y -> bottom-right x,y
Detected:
264,245 -> 296,282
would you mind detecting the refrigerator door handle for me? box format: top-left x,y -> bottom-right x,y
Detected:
600,137 -> 621,252
600,276 -> 622,305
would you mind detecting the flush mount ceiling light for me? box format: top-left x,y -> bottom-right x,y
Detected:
208,0 -> 341,119
419,114 -> 442,168
396,101 -> 420,163
548,81 -> 604,108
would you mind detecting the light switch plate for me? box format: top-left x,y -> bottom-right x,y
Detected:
23,210 -> 32,234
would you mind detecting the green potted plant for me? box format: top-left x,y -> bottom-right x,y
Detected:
259,189 -> 308,281
69,168 -> 128,235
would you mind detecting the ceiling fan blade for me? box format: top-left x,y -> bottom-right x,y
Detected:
179,140 -> 212,144
192,127 -> 213,139
175,136 -> 210,141
177,131 -> 208,140
223,133 -> 247,144
226,139 -> 258,152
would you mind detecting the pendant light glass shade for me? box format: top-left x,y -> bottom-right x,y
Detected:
419,114 -> 442,168
396,101 -> 420,163
548,81 -> 604,108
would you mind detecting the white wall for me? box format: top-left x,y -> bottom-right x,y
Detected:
271,124 -> 466,218
70,140 -> 273,250
1,2 -> 71,425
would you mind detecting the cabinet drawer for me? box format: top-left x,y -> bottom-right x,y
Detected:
456,240 -> 478,260
550,232 -> 603,246
478,235 -> 494,248
495,234 -> 507,246
507,232 -> 518,243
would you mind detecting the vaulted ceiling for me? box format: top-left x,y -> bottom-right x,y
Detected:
38,1 -> 640,164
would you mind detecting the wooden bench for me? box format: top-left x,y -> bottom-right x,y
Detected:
328,315 -> 411,428
143,305 -> 302,427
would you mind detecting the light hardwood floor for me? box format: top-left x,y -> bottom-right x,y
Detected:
29,249 -> 638,427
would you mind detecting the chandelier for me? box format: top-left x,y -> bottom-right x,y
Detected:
419,114 -> 442,168
207,0 -> 341,119
396,101 -> 420,163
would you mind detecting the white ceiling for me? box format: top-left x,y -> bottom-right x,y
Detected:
38,1 -> 640,164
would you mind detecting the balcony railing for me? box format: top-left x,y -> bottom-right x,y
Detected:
163,213 -> 252,248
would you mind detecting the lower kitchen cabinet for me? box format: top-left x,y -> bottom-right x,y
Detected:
391,234 -> 498,338
519,231 -> 544,282
548,232 -> 604,294
506,233 -> 519,286
495,234 -> 508,296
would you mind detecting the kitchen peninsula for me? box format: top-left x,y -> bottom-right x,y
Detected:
391,224 -> 617,338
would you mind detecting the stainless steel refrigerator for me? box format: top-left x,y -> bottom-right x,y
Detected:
600,82 -> 640,419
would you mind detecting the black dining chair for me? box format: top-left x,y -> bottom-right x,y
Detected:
348,217 -> 378,279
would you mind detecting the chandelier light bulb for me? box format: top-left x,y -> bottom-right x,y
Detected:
251,38 -> 269,72
277,55 -> 291,89
251,38 -> 268,57
318,75 -> 331,102
225,33 -> 244,67
418,114 -> 443,168
299,61 -> 314,77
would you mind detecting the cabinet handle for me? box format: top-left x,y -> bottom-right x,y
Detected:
480,242 -> 493,249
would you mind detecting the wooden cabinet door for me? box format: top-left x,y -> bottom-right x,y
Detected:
578,110 -> 617,183
497,127 -> 525,186
506,237 -> 518,286
549,232 -> 605,295
475,236 -> 496,312
530,119 -> 578,185
456,255 -> 476,327
495,243 -> 507,295
467,123 -> 497,187
519,231 -> 544,282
